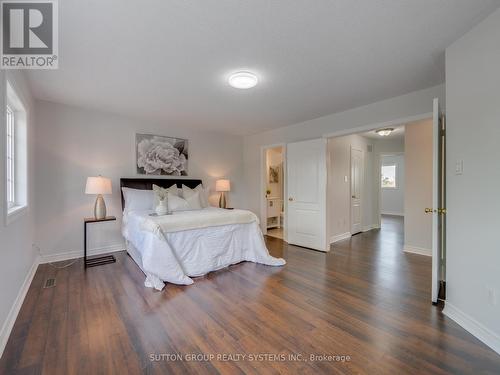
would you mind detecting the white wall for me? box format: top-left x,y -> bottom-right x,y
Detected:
328,137 -> 351,239
328,134 -> 376,240
34,100 -> 245,260
444,7 -> 500,353
373,137 -> 405,155
404,119 -> 433,255
243,84 -> 445,224
0,71 -> 38,354
380,154 -> 405,216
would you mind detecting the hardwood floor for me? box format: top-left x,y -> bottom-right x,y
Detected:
1,216 -> 499,374
266,227 -> 284,240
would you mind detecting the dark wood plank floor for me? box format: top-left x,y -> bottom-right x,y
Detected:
1,215 -> 500,374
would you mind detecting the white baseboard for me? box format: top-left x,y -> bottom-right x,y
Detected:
330,232 -> 351,244
0,256 -> 40,358
363,224 -> 380,232
443,302 -> 500,355
39,243 -> 125,264
381,211 -> 404,216
403,245 -> 431,256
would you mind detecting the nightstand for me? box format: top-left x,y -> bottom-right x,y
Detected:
84,216 -> 117,268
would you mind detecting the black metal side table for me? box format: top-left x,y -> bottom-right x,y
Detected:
84,216 -> 117,268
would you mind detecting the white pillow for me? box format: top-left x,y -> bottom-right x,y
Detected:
182,184 -> 209,208
153,184 -> 179,207
167,194 -> 190,212
184,190 -> 203,210
122,188 -> 154,212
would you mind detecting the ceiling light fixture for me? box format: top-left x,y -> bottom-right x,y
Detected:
228,71 -> 258,89
376,128 -> 394,137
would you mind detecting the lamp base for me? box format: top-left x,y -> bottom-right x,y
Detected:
218,192 -> 227,209
94,194 -> 107,220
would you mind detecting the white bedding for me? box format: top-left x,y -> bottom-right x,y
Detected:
140,208 -> 260,234
122,207 -> 286,290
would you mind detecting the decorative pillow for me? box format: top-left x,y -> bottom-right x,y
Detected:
153,184 -> 179,207
121,188 -> 154,213
182,184 -> 209,208
167,194 -> 190,212
184,190 -> 203,210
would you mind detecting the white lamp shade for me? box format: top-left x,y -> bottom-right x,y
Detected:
85,176 -> 112,195
215,179 -> 231,192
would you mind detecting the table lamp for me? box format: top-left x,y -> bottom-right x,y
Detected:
85,176 -> 112,220
216,179 -> 230,208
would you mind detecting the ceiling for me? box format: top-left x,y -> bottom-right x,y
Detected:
26,0 -> 500,135
360,125 -> 405,140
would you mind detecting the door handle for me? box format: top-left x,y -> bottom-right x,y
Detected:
424,208 -> 436,213
437,208 -> 447,215
288,197 -> 294,201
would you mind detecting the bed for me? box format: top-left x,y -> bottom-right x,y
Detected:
120,178 -> 286,290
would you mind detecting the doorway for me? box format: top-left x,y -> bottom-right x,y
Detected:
326,98 -> 445,304
262,145 -> 285,240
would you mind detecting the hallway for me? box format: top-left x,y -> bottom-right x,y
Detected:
330,214 -> 428,298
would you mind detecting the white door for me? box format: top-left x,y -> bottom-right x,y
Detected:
431,97 -> 444,304
287,139 -> 327,251
351,147 -> 364,234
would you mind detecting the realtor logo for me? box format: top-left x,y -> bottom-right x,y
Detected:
1,0 -> 58,69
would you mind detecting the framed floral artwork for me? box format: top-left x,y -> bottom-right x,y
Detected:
269,165 -> 280,183
136,133 -> 188,176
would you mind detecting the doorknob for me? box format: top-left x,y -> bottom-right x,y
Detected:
288,197 -> 294,201
352,195 -> 356,199
424,208 -> 436,213
437,208 -> 447,215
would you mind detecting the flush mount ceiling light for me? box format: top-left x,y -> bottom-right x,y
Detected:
228,71 -> 258,89
376,128 -> 394,137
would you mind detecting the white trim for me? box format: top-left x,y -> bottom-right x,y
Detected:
443,302 -> 500,355
403,245 -> 431,257
363,224 -> 380,232
330,232 -> 351,244
39,243 -> 124,264
0,256 -> 39,357
381,211 -> 404,216
4,79 -> 29,227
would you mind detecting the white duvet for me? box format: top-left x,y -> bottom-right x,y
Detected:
122,207 -> 286,290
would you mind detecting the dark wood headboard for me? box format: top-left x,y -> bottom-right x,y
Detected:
120,178 -> 203,210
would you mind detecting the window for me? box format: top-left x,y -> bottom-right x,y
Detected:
381,164 -> 397,188
6,106 -> 15,209
5,81 -> 28,224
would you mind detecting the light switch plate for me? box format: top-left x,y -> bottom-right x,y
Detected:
455,160 -> 463,175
